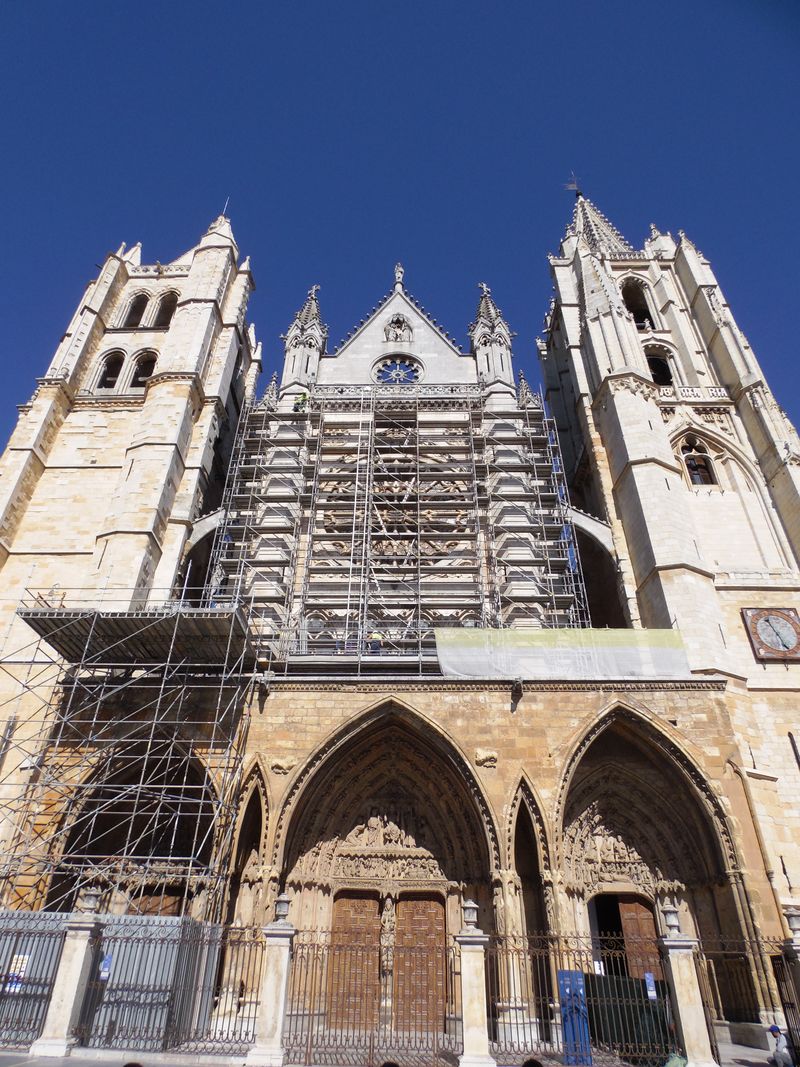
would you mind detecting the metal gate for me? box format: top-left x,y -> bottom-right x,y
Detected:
284,932 -> 462,1067
75,919 -> 264,1054
695,937 -> 785,1063
486,933 -> 679,1067
772,954 -> 800,1063
0,912 -> 66,1049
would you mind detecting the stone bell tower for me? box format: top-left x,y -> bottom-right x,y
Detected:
541,193 -> 800,673
0,214 -> 260,614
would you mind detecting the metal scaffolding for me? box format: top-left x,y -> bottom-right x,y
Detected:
0,594 -> 255,919
207,378 -> 588,674
0,377 -> 586,915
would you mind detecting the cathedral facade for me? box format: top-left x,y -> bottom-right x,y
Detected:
0,201 -> 799,1065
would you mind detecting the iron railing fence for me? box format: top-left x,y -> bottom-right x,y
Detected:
486,934 -> 679,1067
284,931 -> 463,1067
0,912 -> 66,1048
75,919 -> 264,1054
695,936 -> 789,1063
771,950 -> 800,1065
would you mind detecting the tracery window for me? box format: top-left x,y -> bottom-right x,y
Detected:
680,436 -> 716,486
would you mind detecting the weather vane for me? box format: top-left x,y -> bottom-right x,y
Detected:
564,173 -> 582,198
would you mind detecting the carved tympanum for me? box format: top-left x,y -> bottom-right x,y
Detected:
564,800 -> 659,894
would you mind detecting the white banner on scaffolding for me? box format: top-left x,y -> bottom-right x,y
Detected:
434,628 -> 690,680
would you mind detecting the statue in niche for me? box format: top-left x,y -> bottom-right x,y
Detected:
384,315 -> 412,343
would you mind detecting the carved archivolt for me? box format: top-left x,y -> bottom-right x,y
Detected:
276,705 -> 500,888
555,707 -> 738,874
562,791 -> 685,897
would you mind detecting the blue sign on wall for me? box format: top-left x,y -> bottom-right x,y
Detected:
558,968 -> 592,1066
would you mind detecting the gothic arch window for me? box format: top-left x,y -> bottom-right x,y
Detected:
620,278 -> 655,331
96,351 -> 125,391
130,350 -> 157,390
121,293 -> 149,328
644,346 -> 674,387
152,291 -> 178,329
680,435 -> 716,486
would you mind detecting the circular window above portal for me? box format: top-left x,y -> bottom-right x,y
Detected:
374,357 -> 422,385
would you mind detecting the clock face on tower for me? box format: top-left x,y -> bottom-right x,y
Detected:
375,357 -> 421,385
742,607 -> 800,661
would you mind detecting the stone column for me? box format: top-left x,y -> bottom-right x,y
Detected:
455,900 -> 496,1067
246,912 -> 296,1067
29,900 -> 102,1057
659,913 -> 718,1067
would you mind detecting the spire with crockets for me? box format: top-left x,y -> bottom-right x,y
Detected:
280,284 -> 328,399
469,282 -> 514,400
469,281 -> 512,348
568,193 -> 637,259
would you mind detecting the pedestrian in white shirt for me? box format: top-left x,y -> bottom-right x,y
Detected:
768,1025 -> 793,1067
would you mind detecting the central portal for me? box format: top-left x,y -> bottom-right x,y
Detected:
280,710 -> 497,1063
281,713 -> 496,936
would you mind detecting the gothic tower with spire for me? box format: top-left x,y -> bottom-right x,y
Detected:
543,192 -> 800,931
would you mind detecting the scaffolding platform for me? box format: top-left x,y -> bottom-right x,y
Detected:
17,604 -> 255,666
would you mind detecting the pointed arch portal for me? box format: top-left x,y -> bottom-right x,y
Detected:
559,711 -> 744,945
279,705 -> 498,936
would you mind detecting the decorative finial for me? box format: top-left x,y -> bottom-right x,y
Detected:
478,282 -> 491,296
394,262 -> 404,287
308,284 -> 320,298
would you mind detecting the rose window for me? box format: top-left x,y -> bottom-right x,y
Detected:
374,358 -> 421,385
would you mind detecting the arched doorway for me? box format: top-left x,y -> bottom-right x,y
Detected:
279,707 -> 497,933
45,751 -> 217,917
560,715 -> 736,939
277,706 -> 498,1055
559,712 -> 770,1041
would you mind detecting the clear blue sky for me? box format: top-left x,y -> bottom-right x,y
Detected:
0,1 -> 798,444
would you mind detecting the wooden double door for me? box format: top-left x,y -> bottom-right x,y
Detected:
328,892 -> 446,1034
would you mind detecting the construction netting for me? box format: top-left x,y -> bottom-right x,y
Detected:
434,627 -> 689,680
